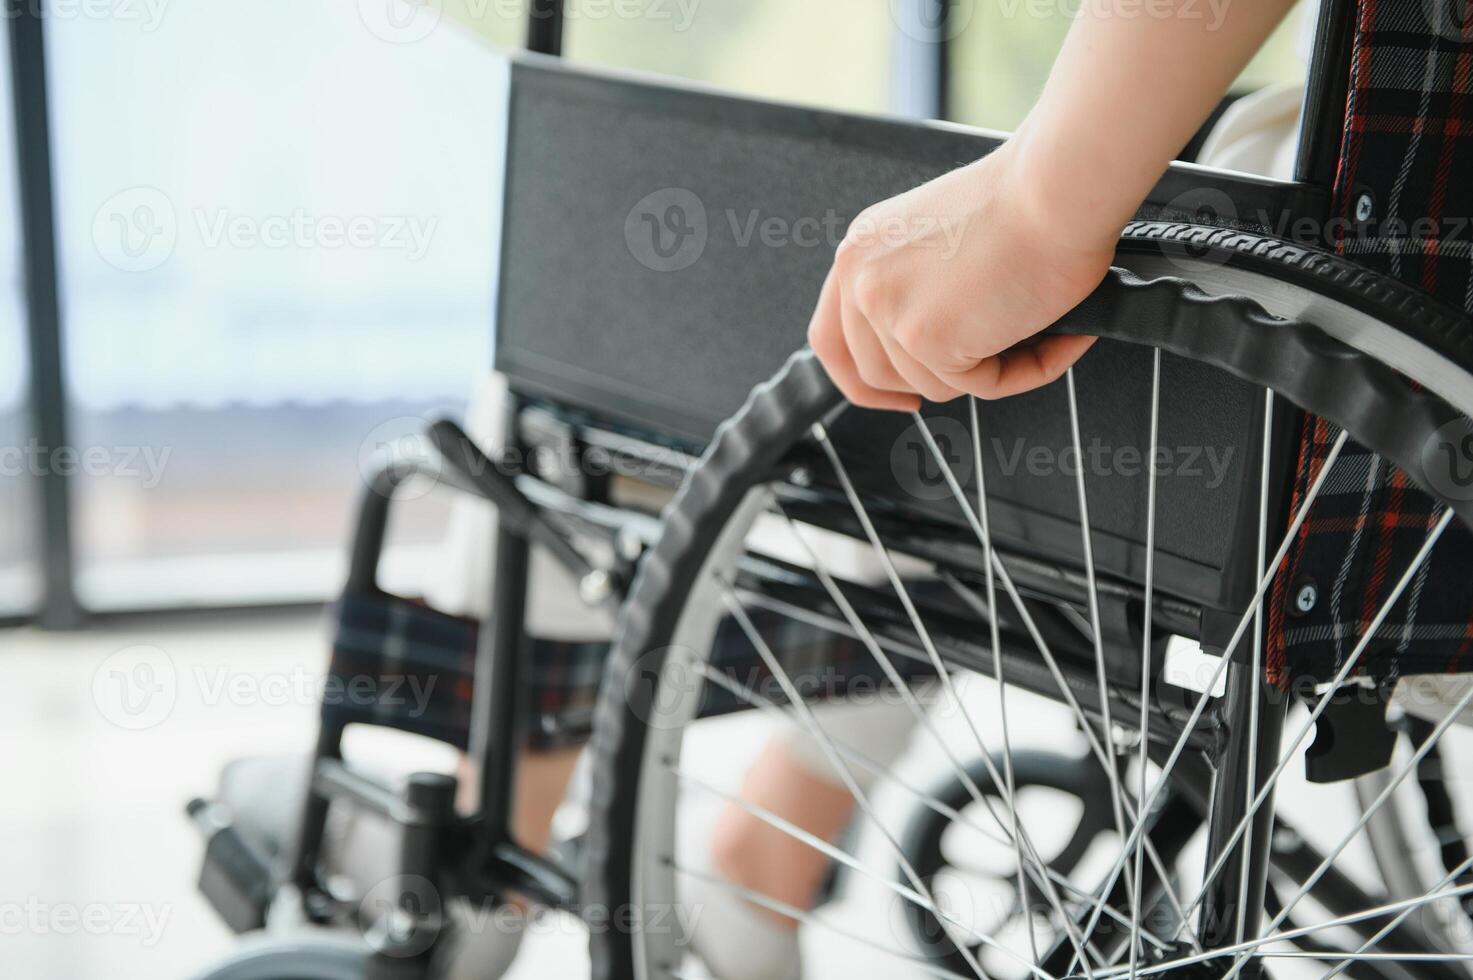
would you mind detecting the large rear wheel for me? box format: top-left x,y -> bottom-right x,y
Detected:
586,226 -> 1473,980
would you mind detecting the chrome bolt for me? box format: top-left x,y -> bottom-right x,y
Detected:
580,569 -> 614,606
1354,192 -> 1374,223
1295,583 -> 1319,615
616,528 -> 644,562
790,467 -> 813,488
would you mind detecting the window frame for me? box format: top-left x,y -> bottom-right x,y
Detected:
4,0 -> 947,626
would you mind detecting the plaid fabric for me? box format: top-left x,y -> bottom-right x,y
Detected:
326,591 -> 607,751
326,590 -> 933,751
693,606 -> 937,721
328,591 -> 479,747
1269,1 -> 1473,685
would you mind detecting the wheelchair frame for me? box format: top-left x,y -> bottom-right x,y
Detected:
196,2 -> 1417,976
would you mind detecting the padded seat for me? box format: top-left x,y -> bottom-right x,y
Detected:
214,755 -> 310,870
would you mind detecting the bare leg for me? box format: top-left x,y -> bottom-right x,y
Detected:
456,745 -> 583,854
710,695 -> 923,925
711,740 -> 856,929
511,746 -> 582,853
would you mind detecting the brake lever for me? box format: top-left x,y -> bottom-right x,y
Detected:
427,418 -> 624,607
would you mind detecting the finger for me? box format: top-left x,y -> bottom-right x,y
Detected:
808,271 -> 922,411
874,329 -> 966,403
941,334 -> 1097,400
839,292 -> 914,395
842,287 -> 962,403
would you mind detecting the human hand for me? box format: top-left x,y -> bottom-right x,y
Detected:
807,143 -> 1116,411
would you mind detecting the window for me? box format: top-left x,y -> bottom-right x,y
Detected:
46,1 -> 511,608
564,0 -> 895,115
948,2 -> 1309,134
0,34 -> 40,617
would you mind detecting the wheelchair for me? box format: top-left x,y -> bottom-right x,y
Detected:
189,7 -> 1473,980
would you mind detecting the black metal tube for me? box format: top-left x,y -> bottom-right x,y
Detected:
933,0 -> 951,121
1040,789 -> 1206,974
526,0 -> 564,56
472,390 -> 532,849
345,464 -> 416,595
1197,661 -> 1287,959
475,523 -> 529,846
8,0 -> 79,628
399,771 -> 458,881
290,721 -> 344,912
487,841 -> 580,911
1292,0 -> 1354,197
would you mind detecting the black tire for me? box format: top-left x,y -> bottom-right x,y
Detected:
187,932 -> 370,980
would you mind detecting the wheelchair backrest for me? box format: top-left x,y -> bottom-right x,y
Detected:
493,55 -> 1308,629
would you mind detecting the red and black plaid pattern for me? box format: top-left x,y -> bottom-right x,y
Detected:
327,589 -> 934,751
1269,0 -> 1473,685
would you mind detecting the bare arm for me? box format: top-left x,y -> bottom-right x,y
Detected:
1015,0 -> 1301,251
810,0 -> 1300,409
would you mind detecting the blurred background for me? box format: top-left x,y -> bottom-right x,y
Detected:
0,0 -> 1306,976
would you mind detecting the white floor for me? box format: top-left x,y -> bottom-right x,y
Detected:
0,610 -> 1068,979
1,611 -> 328,979
1,609 -> 603,979
1,612 -> 1463,979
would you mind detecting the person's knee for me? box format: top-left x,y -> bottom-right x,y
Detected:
511,745 -> 583,852
454,745 -> 583,853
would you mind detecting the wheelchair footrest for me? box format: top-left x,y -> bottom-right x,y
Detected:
188,797 -> 276,934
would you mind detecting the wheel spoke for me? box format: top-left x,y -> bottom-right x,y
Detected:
1223,671 -> 1473,980
1131,350 -> 1164,979
673,765 -> 1059,980
814,423 -> 1100,975
1062,371 -> 1138,929
672,863 -> 980,980
1181,507 -> 1457,929
1067,429 -> 1350,955
973,395 -> 1043,968
1282,952 -> 1473,962
1087,880 -> 1473,980
1319,853 -> 1473,980
911,411 -> 1200,953
686,652 -> 1177,953
772,501 -> 1084,954
943,573 -> 1198,953
716,583 -> 995,979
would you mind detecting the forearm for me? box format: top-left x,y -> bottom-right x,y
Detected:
1009,0 -> 1299,249
810,0 -> 1301,406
